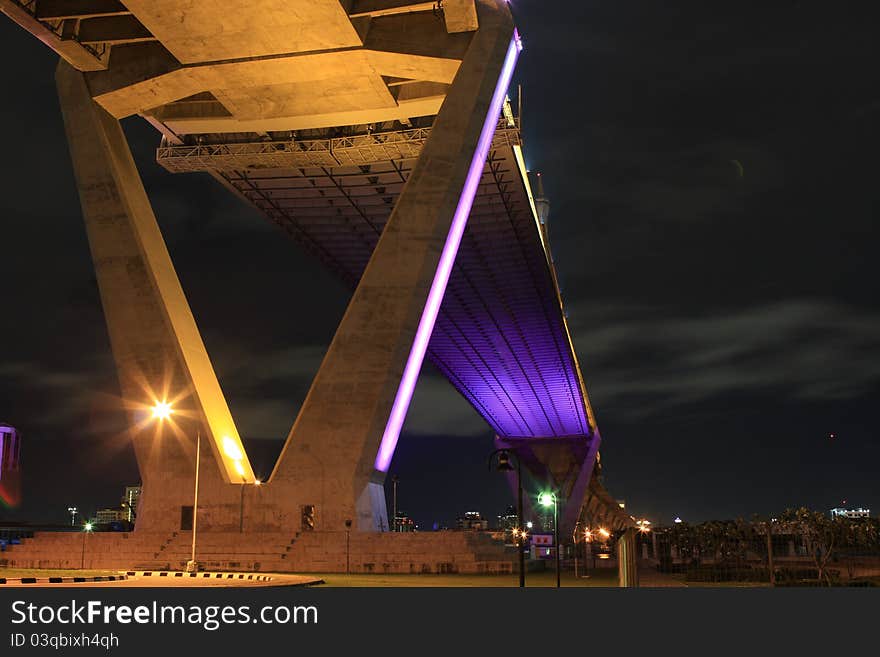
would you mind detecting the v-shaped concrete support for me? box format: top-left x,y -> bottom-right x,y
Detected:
495,434 -> 601,537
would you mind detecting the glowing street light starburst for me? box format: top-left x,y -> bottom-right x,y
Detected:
151,401 -> 173,421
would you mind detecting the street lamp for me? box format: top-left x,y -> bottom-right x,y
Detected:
582,525 -> 611,576
391,475 -> 400,532
151,400 -> 202,573
151,401 -> 172,421
80,522 -> 93,569
488,448 -> 525,588
67,506 -> 78,526
538,491 -> 560,588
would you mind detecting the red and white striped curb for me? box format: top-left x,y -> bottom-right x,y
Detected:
127,571 -> 274,581
0,574 -> 129,585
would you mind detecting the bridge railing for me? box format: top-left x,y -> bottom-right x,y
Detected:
156,122 -> 522,174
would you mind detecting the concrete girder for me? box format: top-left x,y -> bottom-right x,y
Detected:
349,0 -> 479,34
121,0 -> 364,64
363,11 -> 472,61
35,0 -> 129,20
349,1 -> 437,19
0,0 -> 107,70
442,0 -> 480,33
210,73 -> 399,123
77,14 -> 154,45
158,96 -> 447,136
87,45 -> 463,127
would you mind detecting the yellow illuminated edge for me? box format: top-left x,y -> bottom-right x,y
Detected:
511,142 -> 600,436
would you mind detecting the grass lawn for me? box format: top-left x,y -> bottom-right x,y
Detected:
315,569 -> 620,587
0,568 -> 121,579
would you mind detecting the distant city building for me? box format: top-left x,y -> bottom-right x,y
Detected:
93,508 -> 126,525
457,511 -> 489,531
0,424 -> 22,506
831,507 -> 871,519
121,486 -> 141,522
393,511 -> 415,532
496,505 -> 518,531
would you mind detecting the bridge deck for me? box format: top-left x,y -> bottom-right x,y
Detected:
157,121 -> 594,440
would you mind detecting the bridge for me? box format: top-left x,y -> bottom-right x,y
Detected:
1,0 -> 627,570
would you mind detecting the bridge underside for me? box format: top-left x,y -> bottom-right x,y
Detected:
158,122 -> 595,444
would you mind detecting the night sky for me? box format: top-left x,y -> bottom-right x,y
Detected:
1,1 -> 877,529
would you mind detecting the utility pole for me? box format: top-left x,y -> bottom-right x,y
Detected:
186,430 -> 200,573
391,475 -> 399,532
516,457 -> 524,588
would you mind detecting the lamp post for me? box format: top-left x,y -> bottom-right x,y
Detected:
151,400 -> 202,573
67,507 -> 78,526
488,448 -> 525,588
80,522 -> 93,569
583,525 -> 611,579
188,429 -> 201,573
539,491 -> 560,588
345,519 -> 352,574
391,475 -> 399,532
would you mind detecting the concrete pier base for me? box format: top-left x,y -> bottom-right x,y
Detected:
1,531 -> 517,575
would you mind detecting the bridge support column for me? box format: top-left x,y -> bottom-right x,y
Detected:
56,61 -> 247,534
273,0 -> 517,532
495,435 -> 599,537
618,527 -> 639,587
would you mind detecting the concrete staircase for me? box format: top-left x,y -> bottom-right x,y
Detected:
0,531 -> 175,570
0,530 -> 518,574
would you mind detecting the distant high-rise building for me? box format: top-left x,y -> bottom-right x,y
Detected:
497,505 -> 519,531
121,486 -> 141,522
93,508 -> 126,525
393,511 -> 415,532
0,424 -> 22,507
831,507 -> 871,519
457,511 -> 489,531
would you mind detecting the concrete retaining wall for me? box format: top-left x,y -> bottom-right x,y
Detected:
0,531 -> 518,574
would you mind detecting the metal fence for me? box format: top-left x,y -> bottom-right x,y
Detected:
616,511 -> 880,587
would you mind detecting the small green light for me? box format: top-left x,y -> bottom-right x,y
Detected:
538,492 -> 554,507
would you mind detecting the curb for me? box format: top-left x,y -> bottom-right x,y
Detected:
0,575 -> 128,585
127,571 -> 274,582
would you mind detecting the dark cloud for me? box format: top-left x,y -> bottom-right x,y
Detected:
571,300 -> 880,417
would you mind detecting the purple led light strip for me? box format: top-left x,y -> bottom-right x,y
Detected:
374,33 -> 522,472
